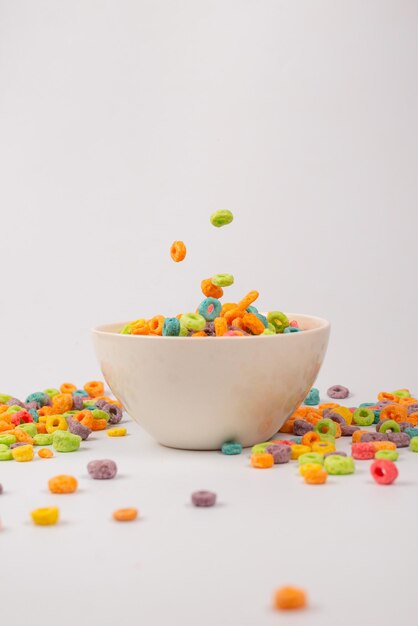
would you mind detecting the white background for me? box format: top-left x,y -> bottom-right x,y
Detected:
1,2 -> 418,625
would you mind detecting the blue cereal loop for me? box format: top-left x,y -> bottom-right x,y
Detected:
29,408 -> 39,423
198,298 -> 222,322
162,317 -> 181,336
284,327 -> 300,333
247,306 -> 268,328
73,390 -> 89,397
221,441 -> 242,455
304,388 -> 320,406
291,436 -> 302,444
26,392 -> 50,406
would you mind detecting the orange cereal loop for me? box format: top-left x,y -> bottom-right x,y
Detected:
38,448 -> 54,459
304,467 -> 327,484
352,429 -> 369,443
191,331 -> 207,337
113,508 -> 138,522
231,317 -> 244,329
237,290 -> 259,310
80,412 -> 94,429
292,406 -> 310,418
220,303 -> 236,316
36,422 -> 47,434
0,420 -> 12,432
274,586 -> 307,611
48,475 -> 78,494
242,312 -> 265,335
251,453 -> 274,468
406,412 -> 418,426
130,320 -> 150,335
214,317 -> 227,337
334,423 -> 342,438
84,381 -> 105,398
90,418 -> 107,431
13,429 -> 34,444
38,406 -> 54,417
378,392 -> 396,403
372,441 -> 396,452
224,308 -> 244,324
301,431 -> 320,447
170,240 -> 186,262
305,411 -> 322,426
201,279 -> 223,299
52,393 -> 73,414
380,403 -> 407,423
60,383 -> 77,394
279,419 -> 295,434
148,315 -> 165,336
0,405 -> 9,415
398,396 -> 418,406
95,396 -> 123,409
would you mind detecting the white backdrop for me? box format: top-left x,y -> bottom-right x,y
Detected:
1,0 -> 418,395
1,4 -> 418,626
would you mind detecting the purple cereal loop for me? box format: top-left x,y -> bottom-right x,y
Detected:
324,450 -> 347,458
376,401 -> 391,409
293,419 -> 313,436
95,399 -> 107,409
407,404 -> 418,415
328,412 -> 347,426
6,398 -> 24,407
67,417 -> 92,440
327,385 -> 350,399
191,490 -> 217,507
72,395 -> 85,411
399,421 -> 412,431
10,442 -> 30,449
360,432 -> 388,443
204,322 -> 216,336
102,403 -> 123,425
266,444 -> 291,464
341,425 -> 360,437
387,432 -> 410,448
87,459 -> 117,480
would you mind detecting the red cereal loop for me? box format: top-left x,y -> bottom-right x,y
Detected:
370,459 -> 398,485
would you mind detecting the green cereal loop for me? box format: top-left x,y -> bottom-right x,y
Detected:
16,423 -> 37,438
211,274 -> 234,287
84,399 -> 97,408
379,420 -> 400,434
0,393 -> 12,403
375,449 -> 399,461
179,323 -> 189,337
251,442 -> 271,454
298,452 -> 324,466
392,389 -> 410,398
210,209 -> 234,228
267,311 -> 289,333
353,408 -> 375,426
267,323 -> 276,333
0,449 -> 13,461
319,433 -> 335,443
314,418 -> 337,437
52,430 -> 81,453
324,455 -> 355,475
0,444 -> 9,452
92,409 -> 110,422
33,433 -> 53,446
44,388 -> 60,398
180,313 -> 206,331
0,434 -> 16,446
120,324 -> 132,335
410,436 -> 418,452
6,405 -> 23,415
262,329 -> 276,335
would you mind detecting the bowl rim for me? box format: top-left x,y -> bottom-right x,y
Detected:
92,313 -> 330,339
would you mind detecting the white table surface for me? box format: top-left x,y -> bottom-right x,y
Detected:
2,374 -> 417,626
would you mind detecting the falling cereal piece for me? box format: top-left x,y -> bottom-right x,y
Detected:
273,586 -> 307,610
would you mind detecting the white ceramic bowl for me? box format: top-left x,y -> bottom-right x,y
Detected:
92,314 -> 330,450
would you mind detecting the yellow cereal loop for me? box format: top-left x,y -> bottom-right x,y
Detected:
31,507 -> 59,526
107,428 -> 127,437
12,444 -> 34,462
